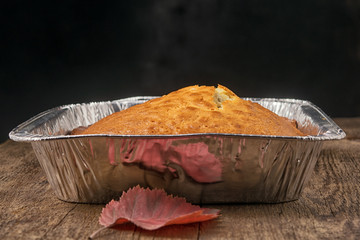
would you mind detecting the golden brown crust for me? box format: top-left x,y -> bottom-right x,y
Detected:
80,85 -> 304,136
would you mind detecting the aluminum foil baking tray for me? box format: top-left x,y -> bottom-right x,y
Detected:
9,97 -> 345,204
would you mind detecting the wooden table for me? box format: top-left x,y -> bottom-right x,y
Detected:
1,118 -> 360,240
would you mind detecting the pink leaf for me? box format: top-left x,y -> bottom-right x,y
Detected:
99,186 -> 220,231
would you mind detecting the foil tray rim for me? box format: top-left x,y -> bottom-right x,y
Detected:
9,96 -> 346,142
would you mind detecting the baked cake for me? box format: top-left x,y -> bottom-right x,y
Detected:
79,85 -> 304,136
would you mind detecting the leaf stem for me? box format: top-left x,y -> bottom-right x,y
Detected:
89,224 -> 114,239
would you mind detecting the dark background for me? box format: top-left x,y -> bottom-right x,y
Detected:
1,1 -> 360,143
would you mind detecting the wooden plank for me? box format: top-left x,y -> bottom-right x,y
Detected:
334,117 -> 360,139
200,140 -> 360,239
196,118 -> 360,240
1,117 -> 360,239
0,140 -> 200,240
0,141 -> 76,239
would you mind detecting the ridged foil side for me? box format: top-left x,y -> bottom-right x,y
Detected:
9,97 -> 345,203
30,135 -> 322,203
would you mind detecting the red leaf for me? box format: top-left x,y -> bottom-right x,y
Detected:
99,186 -> 220,231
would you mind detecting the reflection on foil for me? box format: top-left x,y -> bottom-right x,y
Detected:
259,140 -> 271,169
106,138 -> 222,183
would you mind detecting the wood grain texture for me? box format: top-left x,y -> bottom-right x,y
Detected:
1,118 -> 360,239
